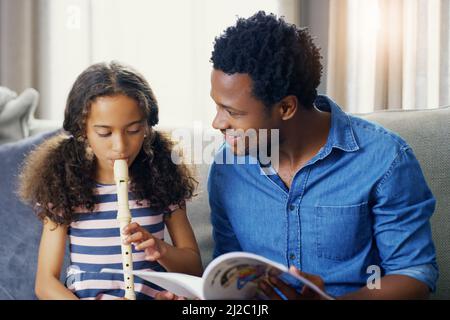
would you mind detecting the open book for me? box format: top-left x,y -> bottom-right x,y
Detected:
101,251 -> 334,300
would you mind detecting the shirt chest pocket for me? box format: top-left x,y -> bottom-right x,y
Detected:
315,203 -> 372,261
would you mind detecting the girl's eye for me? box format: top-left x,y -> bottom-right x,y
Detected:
96,128 -> 141,137
127,128 -> 141,134
97,132 -> 111,137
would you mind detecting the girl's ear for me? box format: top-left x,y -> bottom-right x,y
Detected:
278,95 -> 298,121
144,126 -> 150,137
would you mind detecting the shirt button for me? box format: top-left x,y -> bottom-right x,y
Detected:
289,204 -> 296,211
289,254 -> 296,260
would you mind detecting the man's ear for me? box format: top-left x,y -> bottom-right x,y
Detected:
278,96 -> 298,120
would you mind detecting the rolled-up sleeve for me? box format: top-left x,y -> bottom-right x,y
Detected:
384,264 -> 439,292
372,146 -> 439,291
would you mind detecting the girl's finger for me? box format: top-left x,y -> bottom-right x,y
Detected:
135,238 -> 155,251
145,250 -> 161,261
155,291 -> 175,300
122,222 -> 141,235
123,231 -> 145,244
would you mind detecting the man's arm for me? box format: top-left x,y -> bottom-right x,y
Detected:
261,266 -> 432,300
208,162 -> 242,258
338,146 -> 438,299
366,146 -> 438,297
339,274 -> 429,300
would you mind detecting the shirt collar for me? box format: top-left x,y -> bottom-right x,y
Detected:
314,95 -> 359,155
234,95 -> 359,173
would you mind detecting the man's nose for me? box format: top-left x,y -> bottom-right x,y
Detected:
212,111 -> 229,130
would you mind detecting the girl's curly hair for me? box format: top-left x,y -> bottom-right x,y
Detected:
19,61 -> 197,225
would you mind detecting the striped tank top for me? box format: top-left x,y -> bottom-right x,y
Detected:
65,183 -> 177,300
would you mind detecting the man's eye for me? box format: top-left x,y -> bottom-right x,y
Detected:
226,110 -> 239,117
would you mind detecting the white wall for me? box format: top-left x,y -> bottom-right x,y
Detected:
36,0 -> 291,130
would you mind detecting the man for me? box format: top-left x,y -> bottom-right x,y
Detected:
157,11 -> 438,300
205,11 -> 438,300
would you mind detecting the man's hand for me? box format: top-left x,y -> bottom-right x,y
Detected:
258,266 -> 327,300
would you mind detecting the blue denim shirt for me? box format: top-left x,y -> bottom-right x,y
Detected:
208,95 -> 439,298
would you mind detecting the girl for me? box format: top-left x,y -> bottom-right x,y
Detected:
19,62 -> 203,300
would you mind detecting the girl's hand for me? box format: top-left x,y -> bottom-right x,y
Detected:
155,291 -> 188,300
122,222 -> 168,261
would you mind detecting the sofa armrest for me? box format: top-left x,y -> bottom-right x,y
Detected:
28,119 -> 62,137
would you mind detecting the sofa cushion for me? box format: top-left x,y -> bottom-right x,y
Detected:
0,129 -> 66,299
186,162 -> 214,268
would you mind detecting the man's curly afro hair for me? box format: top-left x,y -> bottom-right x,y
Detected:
211,11 -> 322,109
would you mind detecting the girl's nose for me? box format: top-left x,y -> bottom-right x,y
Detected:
112,134 -> 127,155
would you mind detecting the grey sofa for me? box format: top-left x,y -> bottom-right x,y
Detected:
0,107 -> 448,299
